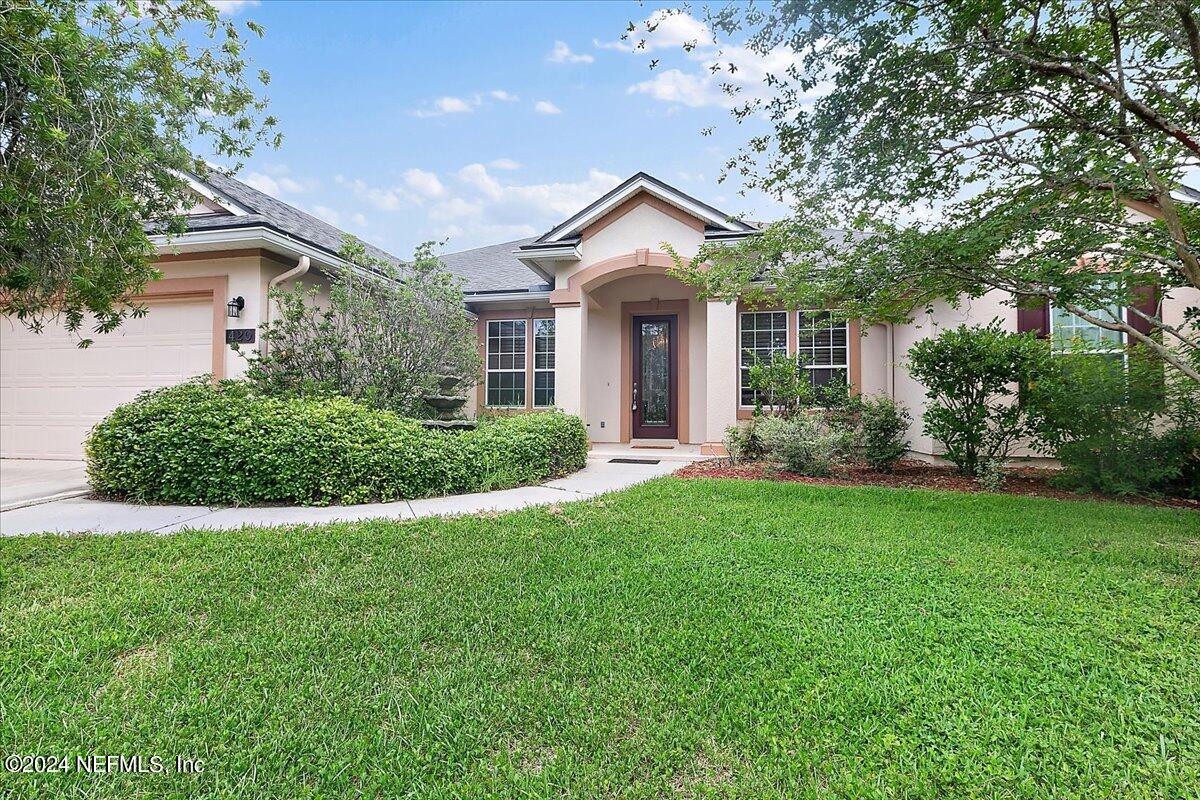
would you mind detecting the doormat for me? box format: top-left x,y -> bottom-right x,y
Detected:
609,458 -> 661,465
631,444 -> 675,449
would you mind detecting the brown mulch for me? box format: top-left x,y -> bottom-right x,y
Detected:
676,459 -> 1200,511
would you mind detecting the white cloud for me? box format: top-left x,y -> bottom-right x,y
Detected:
243,166 -> 311,197
413,91 -> 522,117
337,175 -> 408,210
333,165 -> 622,250
403,168 -> 445,199
489,158 -> 522,170
457,163 -> 504,200
596,9 -> 712,53
547,41 -> 594,64
534,100 -> 562,115
600,10 -> 824,111
412,95 -> 476,118
207,0 -> 259,15
627,69 -> 733,109
620,17 -> 824,111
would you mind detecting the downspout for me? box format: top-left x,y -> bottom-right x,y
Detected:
262,255 -> 310,355
887,322 -> 896,398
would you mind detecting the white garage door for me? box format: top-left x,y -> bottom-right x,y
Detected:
0,299 -> 213,459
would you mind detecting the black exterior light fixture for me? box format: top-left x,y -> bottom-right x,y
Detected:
226,296 -> 245,318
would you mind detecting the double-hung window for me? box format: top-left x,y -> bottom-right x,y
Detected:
1050,301 -> 1124,367
796,311 -> 849,388
486,319 -> 527,407
739,311 -> 788,406
533,319 -> 556,407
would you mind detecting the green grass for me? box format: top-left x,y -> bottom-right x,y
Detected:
2,479 -> 1198,799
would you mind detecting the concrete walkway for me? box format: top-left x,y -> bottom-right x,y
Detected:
0,459 -> 90,511
0,451 -> 703,536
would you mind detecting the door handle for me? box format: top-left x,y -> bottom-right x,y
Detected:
631,382 -> 638,412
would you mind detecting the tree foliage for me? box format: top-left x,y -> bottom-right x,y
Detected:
241,239 -> 481,418
1,0 -> 278,341
663,0 -> 1200,382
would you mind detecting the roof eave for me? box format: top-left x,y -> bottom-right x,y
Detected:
533,172 -> 756,245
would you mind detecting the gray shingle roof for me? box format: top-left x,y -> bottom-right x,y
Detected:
172,170 -> 401,266
438,237 -> 548,294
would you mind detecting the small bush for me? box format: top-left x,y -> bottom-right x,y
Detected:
856,395 -> 912,472
86,380 -> 588,506
975,458 -> 1006,492
745,352 -> 813,418
724,418 -> 767,463
906,322 -> 1047,476
760,414 -> 853,477
1028,348 -> 1200,498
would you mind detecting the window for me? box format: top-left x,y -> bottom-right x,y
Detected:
1050,302 -> 1124,364
533,318 -> 555,407
486,319 -> 526,407
739,311 -> 788,406
797,311 -> 849,388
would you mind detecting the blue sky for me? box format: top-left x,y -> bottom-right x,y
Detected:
206,1 -> 789,258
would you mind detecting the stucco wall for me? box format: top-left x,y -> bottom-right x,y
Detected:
566,202 -> 704,286
155,254 -> 267,379
156,252 -> 331,380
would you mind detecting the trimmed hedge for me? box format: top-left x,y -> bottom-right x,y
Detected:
86,381 -> 589,506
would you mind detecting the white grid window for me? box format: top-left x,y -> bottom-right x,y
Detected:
739,311 -> 788,406
486,319 -> 527,407
1050,303 -> 1124,354
533,319 -> 555,407
797,312 -> 849,388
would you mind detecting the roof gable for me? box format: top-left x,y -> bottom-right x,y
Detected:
530,172 -> 756,245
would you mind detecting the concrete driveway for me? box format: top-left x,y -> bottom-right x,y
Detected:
0,459 -> 90,512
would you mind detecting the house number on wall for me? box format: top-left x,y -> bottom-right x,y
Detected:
225,329 -> 256,345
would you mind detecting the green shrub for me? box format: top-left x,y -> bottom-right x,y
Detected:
723,418 -> 768,463
745,352 -> 813,418
759,414 -> 853,477
86,380 -> 588,506
906,322 -> 1048,476
1028,349 -> 1200,497
856,395 -> 912,472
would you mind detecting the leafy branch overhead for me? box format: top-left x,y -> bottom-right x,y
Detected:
0,0 -> 279,341
661,0 -> 1200,382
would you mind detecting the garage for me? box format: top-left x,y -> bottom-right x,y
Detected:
0,298 -> 215,460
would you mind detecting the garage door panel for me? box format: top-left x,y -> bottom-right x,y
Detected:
1,299 -> 213,459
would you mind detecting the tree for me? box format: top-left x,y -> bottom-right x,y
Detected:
661,1 -> 1200,382
241,238 -> 482,418
1,0 -> 279,341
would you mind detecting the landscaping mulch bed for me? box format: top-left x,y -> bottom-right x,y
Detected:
678,458 -> 1200,510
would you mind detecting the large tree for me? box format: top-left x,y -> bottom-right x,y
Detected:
1,0 -> 278,341
663,0 -> 1200,382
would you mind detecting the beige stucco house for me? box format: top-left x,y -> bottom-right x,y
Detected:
2,170 -> 1195,461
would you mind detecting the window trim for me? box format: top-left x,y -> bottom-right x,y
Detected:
738,309 -> 790,409
532,318 -> 556,408
485,318 -> 528,409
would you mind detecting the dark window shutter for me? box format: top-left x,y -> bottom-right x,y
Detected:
1017,297 -> 1050,338
1127,284 -> 1158,337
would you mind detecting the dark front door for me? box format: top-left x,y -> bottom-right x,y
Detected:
631,315 -> 678,439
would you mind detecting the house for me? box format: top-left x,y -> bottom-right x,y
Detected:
1,170 -> 1195,461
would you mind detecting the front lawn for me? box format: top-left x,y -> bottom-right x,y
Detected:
2,479 -> 1197,798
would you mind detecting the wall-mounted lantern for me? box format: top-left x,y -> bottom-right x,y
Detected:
226,296 -> 245,318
